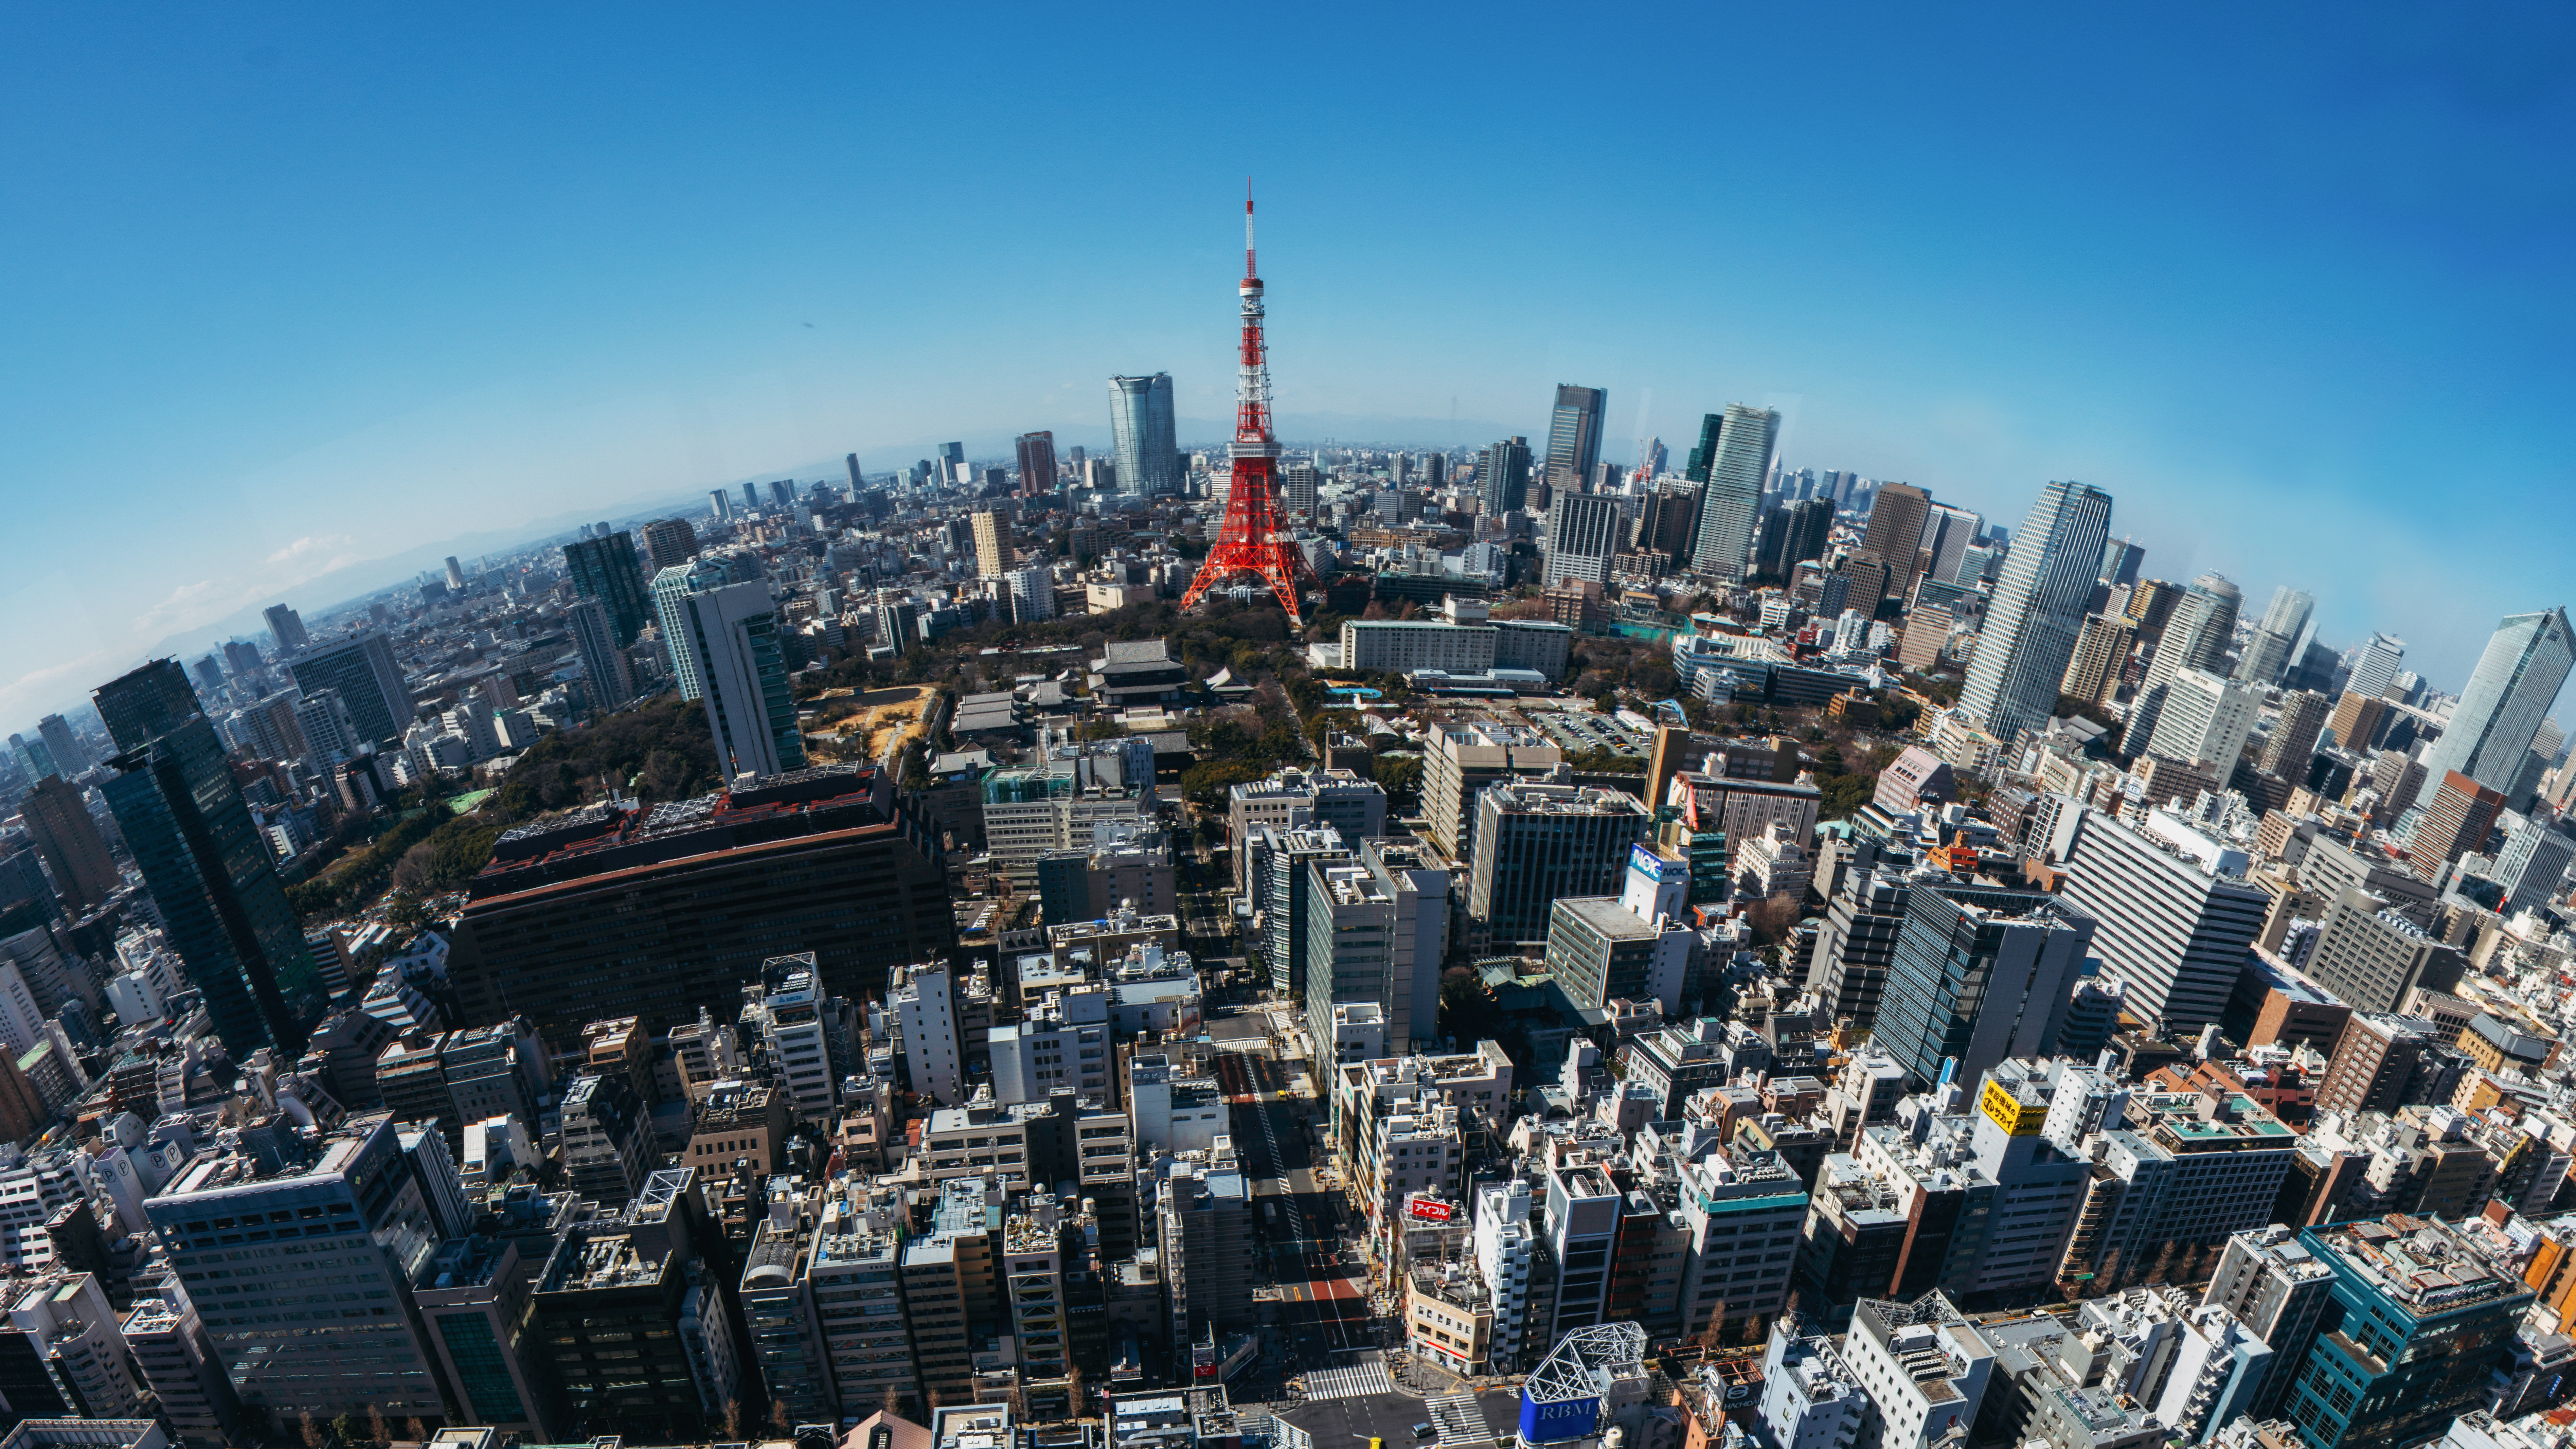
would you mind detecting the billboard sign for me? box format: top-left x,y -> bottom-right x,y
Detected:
1406,1194 -> 1453,1222
1518,1391 -> 1601,1445
1628,843 -> 1664,882
1980,1079 -> 2043,1136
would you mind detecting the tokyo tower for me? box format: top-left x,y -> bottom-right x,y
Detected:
1180,190 -> 1321,624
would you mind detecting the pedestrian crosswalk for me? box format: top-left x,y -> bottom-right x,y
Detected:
1303,1360 -> 1393,1399
1425,1393 -> 1490,1446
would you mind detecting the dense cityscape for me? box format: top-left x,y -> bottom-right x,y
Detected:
0,196 -> 2568,1449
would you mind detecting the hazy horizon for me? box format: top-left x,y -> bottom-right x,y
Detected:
6,5 -> 2573,730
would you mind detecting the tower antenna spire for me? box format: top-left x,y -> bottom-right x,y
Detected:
1183,188 -> 1318,624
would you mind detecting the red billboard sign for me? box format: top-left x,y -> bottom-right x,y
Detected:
1406,1195 -> 1453,1222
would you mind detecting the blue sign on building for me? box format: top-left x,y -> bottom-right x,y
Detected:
1517,1391 -> 1600,1445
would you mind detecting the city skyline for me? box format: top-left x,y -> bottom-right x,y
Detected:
4,8 -> 2573,724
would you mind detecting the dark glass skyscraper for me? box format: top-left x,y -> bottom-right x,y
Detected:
282,630 -> 411,747
1480,436 -> 1532,517
1015,430 -> 1059,496
1543,384 -> 1607,493
1874,879 -> 2094,1090
94,660 -> 323,1054
1755,498 -> 1835,580
563,531 -> 654,647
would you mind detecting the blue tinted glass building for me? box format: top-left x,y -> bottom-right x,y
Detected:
1108,373 -> 1178,497
2281,1214 -> 2533,1449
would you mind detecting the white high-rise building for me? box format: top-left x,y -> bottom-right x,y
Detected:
891,963 -> 963,1106
670,580 -> 805,781
1004,565 -> 1056,624
2346,631 -> 2406,699
1686,404 -> 1778,582
2126,573 -> 2243,756
2145,667 -> 2263,771
1840,1292 -> 1993,1449
1544,493 -> 1624,587
2058,806 -> 2270,1035
1959,479 -> 2115,743
2417,607 -> 2575,794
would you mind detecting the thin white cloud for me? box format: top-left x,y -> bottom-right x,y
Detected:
132,580 -> 222,636
265,534 -> 354,566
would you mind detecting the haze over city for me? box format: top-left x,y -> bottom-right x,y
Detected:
5,7 -> 2574,720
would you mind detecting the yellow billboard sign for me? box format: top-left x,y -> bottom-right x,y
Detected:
1981,1079 -> 2043,1136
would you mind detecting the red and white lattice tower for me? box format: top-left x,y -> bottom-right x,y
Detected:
1180,189 -> 1321,624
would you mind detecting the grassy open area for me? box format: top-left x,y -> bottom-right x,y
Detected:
805,684 -> 932,765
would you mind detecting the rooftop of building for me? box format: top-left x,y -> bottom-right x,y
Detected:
1552,895 -> 1662,941
153,1115 -> 376,1200
2308,1213 -> 2531,1318
416,1234 -> 517,1293
1974,1313 -> 2160,1432
538,1221 -> 678,1295
470,763 -> 902,900
1483,780 -> 1651,816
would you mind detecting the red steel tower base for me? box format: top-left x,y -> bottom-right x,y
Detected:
1181,192 -> 1320,625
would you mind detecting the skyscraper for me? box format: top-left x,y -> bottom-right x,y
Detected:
971,511 -> 1014,579
2345,632 -> 2405,699
651,560 -> 728,702
671,581 -> 805,781
33,715 -> 83,776
2234,586 -> 2315,686
1109,373 -> 1178,497
2492,817 -> 2576,916
1919,504 -> 1984,587
2124,573 -> 2242,757
1958,479 -> 2115,744
640,517 -> 700,574
743,481 -> 762,512
2261,689 -> 2333,777
2058,806 -> 2269,1036
709,487 -> 733,521
1752,497 -> 1835,581
283,630 -> 411,746
934,441 -> 966,486
6,734 -> 55,782
443,555 -> 467,592
564,531 -> 654,647
2144,668 -> 2263,771
261,603 -> 309,655
2098,536 -> 2145,588
93,660 -> 322,1053
1480,436 -> 1532,517
1015,430 -> 1058,496
566,596 -> 637,712
1544,493 -> 1624,587
2058,614 -> 2137,708
1858,483 -> 1933,591
1872,879 -> 2095,1090
2416,607 -> 2575,794
144,1114 -> 459,1420
1685,404 -> 1778,581
1543,384 -> 1607,493
17,776 -> 116,912
2411,770 -> 2508,879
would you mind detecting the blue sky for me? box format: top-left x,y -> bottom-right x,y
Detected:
5,5 -> 2573,727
